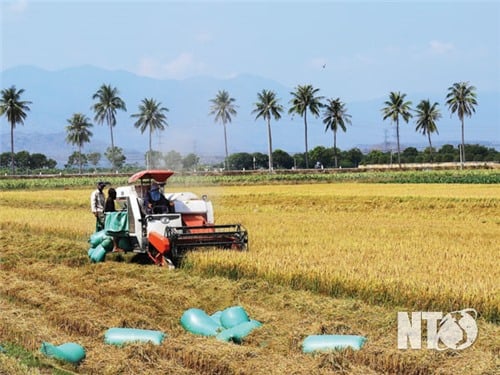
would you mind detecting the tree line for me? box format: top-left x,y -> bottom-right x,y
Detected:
0,81 -> 483,174
2,143 -> 498,175
227,144 -> 499,170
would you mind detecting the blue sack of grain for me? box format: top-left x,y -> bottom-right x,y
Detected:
104,328 -> 165,346
89,230 -> 108,248
220,306 -> 250,329
210,310 -> 222,325
100,237 -> 114,252
90,244 -> 106,263
181,308 -> 222,336
105,212 -> 129,237
216,320 -> 262,343
302,335 -> 366,353
40,342 -> 86,364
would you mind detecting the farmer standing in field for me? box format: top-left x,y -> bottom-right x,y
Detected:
90,181 -> 107,231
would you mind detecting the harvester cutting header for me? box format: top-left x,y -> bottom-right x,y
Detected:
90,170 -> 248,267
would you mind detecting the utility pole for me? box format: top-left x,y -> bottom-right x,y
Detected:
154,129 -> 164,169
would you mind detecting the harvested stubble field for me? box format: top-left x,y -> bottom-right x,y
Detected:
0,183 -> 498,375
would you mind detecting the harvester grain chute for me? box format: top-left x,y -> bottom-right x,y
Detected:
105,170 -> 247,267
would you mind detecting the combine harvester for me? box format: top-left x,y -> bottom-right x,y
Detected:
106,170 -> 248,267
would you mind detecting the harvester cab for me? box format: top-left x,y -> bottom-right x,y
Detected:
111,170 -> 247,267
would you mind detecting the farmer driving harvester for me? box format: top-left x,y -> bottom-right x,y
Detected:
144,182 -> 174,214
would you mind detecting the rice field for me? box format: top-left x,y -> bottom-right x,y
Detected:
189,184 -> 500,322
0,182 -> 498,374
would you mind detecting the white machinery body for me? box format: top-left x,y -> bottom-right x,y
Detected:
114,185 -> 214,251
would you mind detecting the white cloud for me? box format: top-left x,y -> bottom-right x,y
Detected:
163,53 -> 201,77
8,0 -> 28,13
137,57 -> 160,78
137,53 -> 206,79
428,40 -> 455,55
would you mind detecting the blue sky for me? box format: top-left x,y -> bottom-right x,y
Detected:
2,0 -> 499,101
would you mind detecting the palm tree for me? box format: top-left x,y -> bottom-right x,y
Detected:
288,84 -> 324,168
414,100 -> 441,162
0,85 -> 32,175
65,113 -> 93,174
131,98 -> 169,169
209,90 -> 237,170
252,90 -> 284,171
322,98 -> 352,168
382,91 -> 413,168
446,82 -> 477,168
91,84 -> 126,168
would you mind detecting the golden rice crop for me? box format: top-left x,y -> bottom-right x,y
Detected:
1,184 -> 498,321
187,183 -> 500,322
0,183 -> 498,374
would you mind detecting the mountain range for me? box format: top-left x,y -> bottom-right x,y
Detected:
1,65 -> 499,166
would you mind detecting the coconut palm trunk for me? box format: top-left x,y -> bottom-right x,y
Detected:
223,122 -> 229,169
148,127 -> 153,169
108,112 -> 116,168
267,117 -> 273,170
78,144 -> 83,174
303,111 -> 309,168
109,114 -> 115,151
333,130 -> 338,168
427,133 -> 434,162
460,117 -> 466,166
10,124 -> 15,174
396,118 -> 401,167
